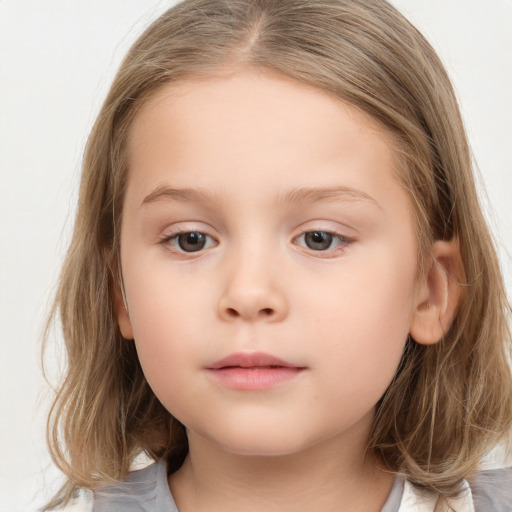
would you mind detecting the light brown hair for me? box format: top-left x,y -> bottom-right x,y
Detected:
44,0 -> 512,508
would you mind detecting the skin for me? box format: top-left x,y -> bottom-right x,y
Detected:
117,68 -> 459,511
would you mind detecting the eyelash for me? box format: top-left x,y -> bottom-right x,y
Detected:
158,229 -> 216,255
158,229 -> 352,256
294,229 -> 352,255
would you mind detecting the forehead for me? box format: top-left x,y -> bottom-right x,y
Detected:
125,69 -> 402,198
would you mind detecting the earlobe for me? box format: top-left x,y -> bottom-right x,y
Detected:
114,282 -> 134,340
409,239 -> 463,345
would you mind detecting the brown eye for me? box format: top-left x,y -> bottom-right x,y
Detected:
160,229 -> 216,255
304,231 -> 334,251
177,232 -> 207,252
295,230 -> 350,253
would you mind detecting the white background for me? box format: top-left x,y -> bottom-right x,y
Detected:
1,1 -> 511,510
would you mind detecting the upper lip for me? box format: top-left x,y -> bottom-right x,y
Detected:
208,352 -> 302,369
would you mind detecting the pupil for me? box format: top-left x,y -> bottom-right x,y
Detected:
178,232 -> 206,252
305,231 -> 332,250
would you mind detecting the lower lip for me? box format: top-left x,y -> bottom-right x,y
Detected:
207,367 -> 304,390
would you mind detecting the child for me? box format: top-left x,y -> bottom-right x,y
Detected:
44,0 -> 512,510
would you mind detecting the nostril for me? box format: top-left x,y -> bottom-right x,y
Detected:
226,308 -> 239,318
260,308 -> 274,316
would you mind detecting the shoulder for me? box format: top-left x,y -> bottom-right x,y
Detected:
93,460 -> 177,512
469,466 -> 512,512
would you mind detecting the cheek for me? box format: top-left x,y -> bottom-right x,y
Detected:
126,255 -> 207,333
307,252 -> 416,397
123,268 -> 208,391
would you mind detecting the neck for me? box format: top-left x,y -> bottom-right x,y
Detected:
169,419 -> 394,512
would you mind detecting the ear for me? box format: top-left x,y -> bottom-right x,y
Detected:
114,282 -> 134,340
409,239 -> 463,345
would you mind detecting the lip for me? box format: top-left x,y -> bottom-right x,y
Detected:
206,352 -> 306,391
209,352 -> 299,369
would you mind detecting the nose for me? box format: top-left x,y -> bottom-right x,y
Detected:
217,252 -> 288,323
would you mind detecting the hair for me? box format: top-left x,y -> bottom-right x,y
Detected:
44,0 -> 512,508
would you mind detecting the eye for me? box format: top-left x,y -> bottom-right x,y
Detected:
295,230 -> 349,252
161,231 -> 215,253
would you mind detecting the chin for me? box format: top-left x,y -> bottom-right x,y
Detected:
198,423 -> 322,458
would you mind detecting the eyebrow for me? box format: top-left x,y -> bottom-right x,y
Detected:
278,186 -> 381,209
141,186 -> 218,207
141,185 -> 381,210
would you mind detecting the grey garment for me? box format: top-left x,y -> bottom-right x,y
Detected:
470,466 -> 512,512
93,461 -> 178,512
381,475 -> 404,512
93,459 -> 512,512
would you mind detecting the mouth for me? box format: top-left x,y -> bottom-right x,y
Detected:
209,352 -> 302,369
206,352 -> 306,390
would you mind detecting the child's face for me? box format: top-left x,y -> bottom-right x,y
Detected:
118,69 -> 423,457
